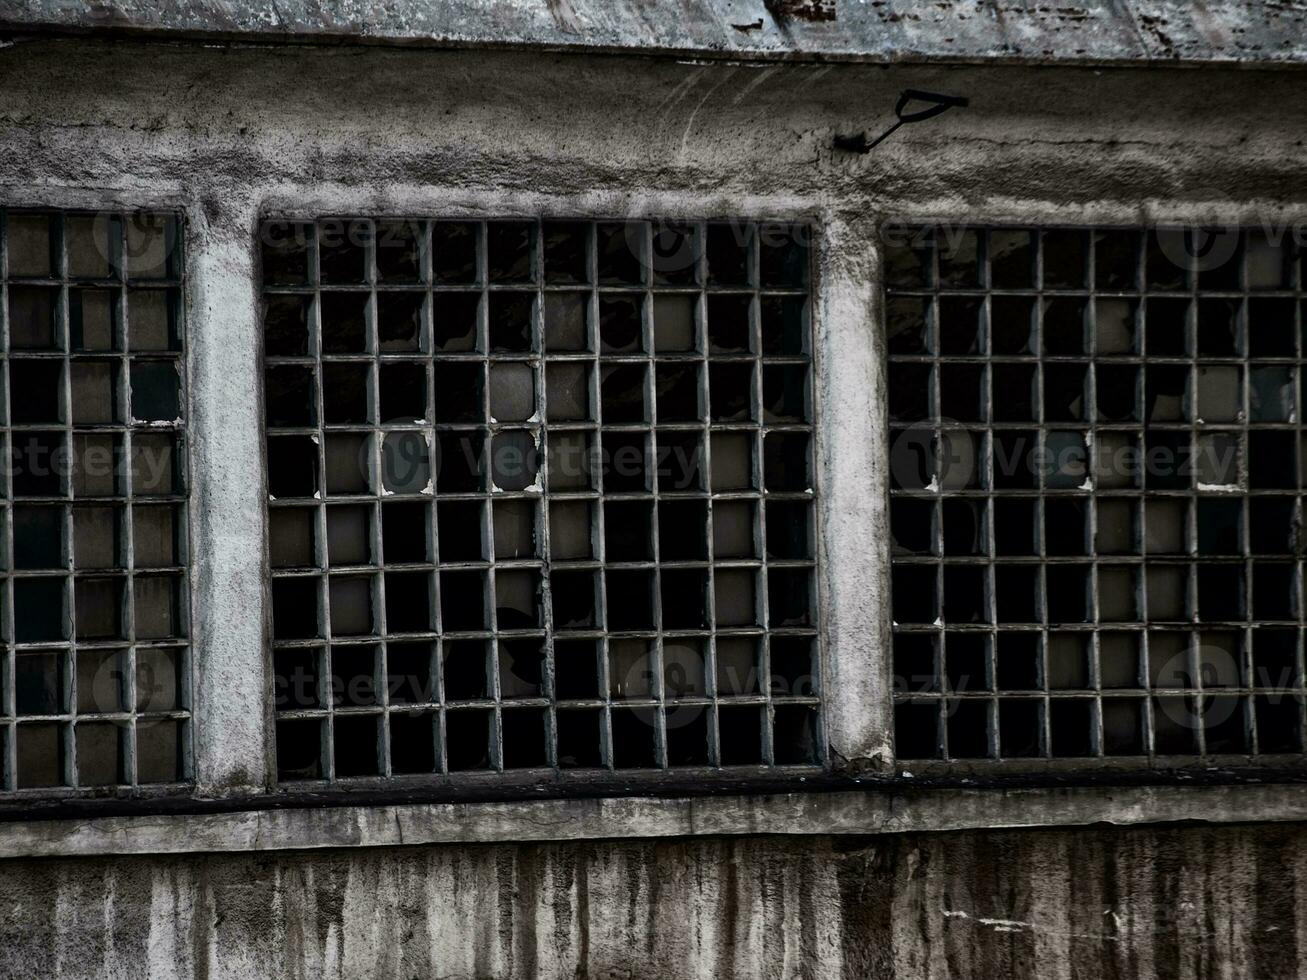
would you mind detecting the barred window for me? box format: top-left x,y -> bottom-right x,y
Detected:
1,210 -> 189,791
262,217 -> 821,781
886,225 -> 1307,764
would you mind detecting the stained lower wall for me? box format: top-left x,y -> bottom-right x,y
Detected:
0,822 -> 1299,979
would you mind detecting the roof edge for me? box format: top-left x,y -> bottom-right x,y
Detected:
1,0 -> 1306,69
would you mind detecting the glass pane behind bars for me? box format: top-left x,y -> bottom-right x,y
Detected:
886,225 -> 1307,764
0,210 -> 190,791
262,218 -> 821,781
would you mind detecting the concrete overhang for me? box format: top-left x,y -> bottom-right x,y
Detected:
0,0 -> 1304,68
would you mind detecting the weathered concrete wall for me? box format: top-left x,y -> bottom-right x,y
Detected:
1,35 -> 1306,980
0,823 -> 1299,979
3,33 -> 1305,790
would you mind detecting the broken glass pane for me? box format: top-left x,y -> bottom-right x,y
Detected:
606,569 -> 654,631
379,362 -> 427,423
660,569 -> 708,630
599,295 -> 644,353
375,220 -> 422,283
381,500 -> 428,563
543,221 -> 589,284
499,638 -> 545,698
16,651 -> 64,715
128,360 -> 179,423
432,292 -> 480,351
377,292 -> 424,352
490,430 -> 539,492
1250,365 -> 1295,422
320,293 -> 369,354
431,222 -> 479,283
495,570 -> 541,629
488,292 -> 534,352
381,431 -> 431,493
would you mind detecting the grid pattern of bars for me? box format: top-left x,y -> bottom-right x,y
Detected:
886,225 -> 1307,763
0,210 -> 189,790
262,217 -> 821,781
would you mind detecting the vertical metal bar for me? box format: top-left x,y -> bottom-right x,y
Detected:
430,220 -> 449,776
57,214 -> 81,786
313,220 -> 336,783
535,220 -> 557,770
481,221 -> 506,772
1296,244 -> 1307,757
0,211 -> 11,791
750,224 -> 774,766
639,220 -> 668,769
1028,229 -> 1053,759
365,221 -> 393,780
1085,228 -> 1107,757
1185,234 -> 1209,759
1239,229 -> 1256,756
118,213 -> 140,787
698,223 -> 722,766
981,241 -> 998,757
586,224 -> 614,769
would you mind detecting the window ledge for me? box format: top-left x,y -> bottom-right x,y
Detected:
2,783 -> 1306,859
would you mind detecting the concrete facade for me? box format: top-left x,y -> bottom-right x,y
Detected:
2,823 -> 1305,979
0,26 -> 1305,978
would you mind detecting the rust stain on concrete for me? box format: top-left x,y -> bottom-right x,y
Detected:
765,0 -> 839,22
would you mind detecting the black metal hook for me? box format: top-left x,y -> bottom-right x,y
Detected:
834,89 -> 970,154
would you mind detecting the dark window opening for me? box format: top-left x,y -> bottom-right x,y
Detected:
886,224 -> 1307,765
264,217 -> 820,781
1,209 -> 190,791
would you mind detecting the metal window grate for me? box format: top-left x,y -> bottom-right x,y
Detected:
885,225 -> 1307,765
0,210 -> 190,791
261,217 -> 822,781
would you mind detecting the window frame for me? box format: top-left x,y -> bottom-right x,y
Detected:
880,218 -> 1307,775
0,206 -> 196,799
228,199 -> 885,798
0,190 -> 1299,845
257,212 -> 836,789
